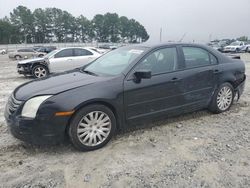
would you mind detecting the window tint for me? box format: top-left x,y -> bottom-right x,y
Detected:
136,47 -> 178,75
74,49 -> 93,56
54,49 -> 74,58
183,47 -> 211,68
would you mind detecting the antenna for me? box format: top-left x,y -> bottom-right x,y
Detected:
179,33 -> 187,42
160,28 -> 162,42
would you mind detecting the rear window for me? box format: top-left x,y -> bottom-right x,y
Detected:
74,49 -> 93,56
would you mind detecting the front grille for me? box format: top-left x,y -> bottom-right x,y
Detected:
6,94 -> 22,115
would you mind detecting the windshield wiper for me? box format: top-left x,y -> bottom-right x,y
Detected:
81,69 -> 98,76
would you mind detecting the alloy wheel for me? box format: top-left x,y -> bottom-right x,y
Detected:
77,111 -> 111,146
34,67 -> 47,78
216,86 -> 233,111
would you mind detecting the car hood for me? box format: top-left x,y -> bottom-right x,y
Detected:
18,57 -> 45,64
14,70 -> 112,101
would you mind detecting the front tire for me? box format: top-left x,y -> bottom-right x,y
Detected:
209,83 -> 234,114
69,104 -> 116,151
32,65 -> 48,78
15,55 -> 21,60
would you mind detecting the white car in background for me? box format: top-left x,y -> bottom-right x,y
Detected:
17,47 -> 101,78
242,42 -> 250,52
223,41 -> 245,53
0,49 -> 7,55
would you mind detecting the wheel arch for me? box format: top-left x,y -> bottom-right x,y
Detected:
31,62 -> 49,72
65,100 -> 121,134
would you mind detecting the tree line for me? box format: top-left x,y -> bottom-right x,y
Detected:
0,6 -> 149,44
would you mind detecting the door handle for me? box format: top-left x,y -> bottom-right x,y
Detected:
170,77 -> 180,82
213,69 -> 220,74
67,59 -> 73,61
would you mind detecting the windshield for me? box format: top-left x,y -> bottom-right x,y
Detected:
84,47 -> 146,76
230,42 -> 240,46
43,50 -> 59,59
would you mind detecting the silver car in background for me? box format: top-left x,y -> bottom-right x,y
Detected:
8,48 -> 46,60
17,47 -> 102,78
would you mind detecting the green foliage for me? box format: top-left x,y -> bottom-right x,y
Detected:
0,6 -> 150,44
237,36 -> 248,42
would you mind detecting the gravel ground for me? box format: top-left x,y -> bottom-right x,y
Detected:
0,54 -> 250,188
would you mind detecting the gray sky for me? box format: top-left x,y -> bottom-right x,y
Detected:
1,0 -> 250,43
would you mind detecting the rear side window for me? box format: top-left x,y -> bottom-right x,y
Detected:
74,49 -> 93,56
54,49 -> 74,58
183,47 -> 214,68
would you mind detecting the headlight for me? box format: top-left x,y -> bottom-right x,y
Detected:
21,95 -> 52,118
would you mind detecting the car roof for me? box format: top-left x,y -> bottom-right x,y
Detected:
59,47 -> 93,50
125,42 -> 211,50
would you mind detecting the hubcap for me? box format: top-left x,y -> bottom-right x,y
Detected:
77,111 -> 111,146
34,67 -> 46,78
217,86 -> 233,111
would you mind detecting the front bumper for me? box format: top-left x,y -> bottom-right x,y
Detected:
17,64 -> 32,75
235,76 -> 246,100
5,112 -> 69,145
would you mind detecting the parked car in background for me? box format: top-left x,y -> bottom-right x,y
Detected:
35,46 -> 57,54
0,49 -> 7,55
17,47 -> 101,78
98,44 -> 118,50
86,47 -> 108,54
241,42 -> 250,52
6,43 -> 246,151
33,46 -> 43,51
210,43 -> 224,52
9,48 -> 46,60
223,41 -> 245,53
248,45 -> 250,53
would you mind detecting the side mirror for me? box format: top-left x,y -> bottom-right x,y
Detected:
134,70 -> 151,83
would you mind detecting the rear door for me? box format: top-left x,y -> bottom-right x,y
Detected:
179,46 -> 218,108
73,48 -> 96,67
49,49 -> 74,72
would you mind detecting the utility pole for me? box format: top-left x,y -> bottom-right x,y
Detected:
160,28 -> 162,42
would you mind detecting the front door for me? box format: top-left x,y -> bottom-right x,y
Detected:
124,47 -> 185,121
49,48 -> 74,72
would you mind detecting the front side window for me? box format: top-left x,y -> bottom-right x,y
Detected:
54,49 -> 74,58
136,47 -> 178,75
74,49 -> 93,56
183,47 -> 211,68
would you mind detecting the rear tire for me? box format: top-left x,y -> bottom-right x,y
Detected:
69,104 -> 116,151
209,83 -> 234,114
